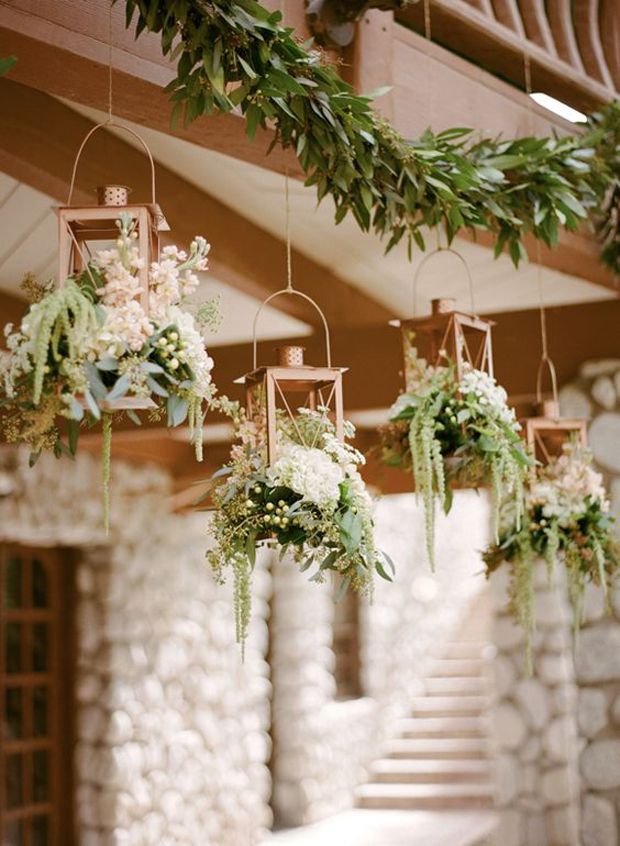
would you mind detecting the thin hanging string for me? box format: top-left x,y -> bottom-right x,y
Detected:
107,0 -> 114,121
523,47 -> 559,406
535,242 -> 549,362
285,169 -> 293,292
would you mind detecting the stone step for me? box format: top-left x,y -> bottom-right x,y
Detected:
384,737 -> 490,760
371,758 -> 493,784
427,658 -> 488,678
424,676 -> 488,696
357,782 -> 495,811
411,695 -> 489,718
433,642 -> 491,661
396,716 -> 487,739
268,809 -> 499,846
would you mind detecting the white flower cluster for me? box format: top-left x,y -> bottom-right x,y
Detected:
1,323 -> 33,398
460,364 -> 518,427
166,306 -> 214,398
529,447 -> 609,526
92,235 -> 152,355
267,443 -> 344,512
88,226 -> 211,361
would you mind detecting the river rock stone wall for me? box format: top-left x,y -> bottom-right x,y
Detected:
560,359 -> 620,846
0,450 -> 272,846
489,563 -> 580,846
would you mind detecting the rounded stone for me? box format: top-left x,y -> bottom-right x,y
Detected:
541,766 -> 575,805
559,385 -> 592,420
494,655 -> 517,699
582,793 -> 618,846
542,716 -> 575,763
494,703 -> 528,751
589,413 -> 620,472
591,376 -> 617,410
578,688 -> 609,738
515,678 -> 551,731
576,627 -> 620,682
581,739 -> 620,789
495,754 -> 519,805
582,582 -> 606,624
580,359 -> 620,379
538,653 -> 569,686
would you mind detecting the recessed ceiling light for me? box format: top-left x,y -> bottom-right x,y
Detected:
529,92 -> 587,124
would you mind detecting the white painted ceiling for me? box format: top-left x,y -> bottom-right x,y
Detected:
0,173 -> 310,347
66,101 -> 615,318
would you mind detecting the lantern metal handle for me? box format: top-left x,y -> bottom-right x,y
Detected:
67,120 -> 157,206
536,354 -> 559,407
412,246 -> 476,315
252,289 -> 332,370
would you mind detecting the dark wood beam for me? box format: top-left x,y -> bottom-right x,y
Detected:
0,79 -> 391,329
0,4 -> 299,176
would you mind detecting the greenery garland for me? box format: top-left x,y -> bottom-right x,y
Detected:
122,0 -> 620,273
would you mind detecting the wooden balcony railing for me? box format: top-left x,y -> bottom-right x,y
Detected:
396,0 -> 619,111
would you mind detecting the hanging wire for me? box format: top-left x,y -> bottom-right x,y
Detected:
285,169 -> 293,292
251,173 -> 332,368
522,46 -> 559,408
107,0 -> 114,121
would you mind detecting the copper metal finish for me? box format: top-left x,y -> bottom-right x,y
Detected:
277,345 -> 306,367
96,184 -> 130,206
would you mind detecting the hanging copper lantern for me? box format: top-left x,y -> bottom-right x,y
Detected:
236,290 -> 346,465
56,121 -> 169,309
524,360 -> 588,467
56,121 -> 171,411
390,248 -> 495,385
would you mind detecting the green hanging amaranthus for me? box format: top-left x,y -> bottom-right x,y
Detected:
380,352 -> 530,569
484,442 -> 619,667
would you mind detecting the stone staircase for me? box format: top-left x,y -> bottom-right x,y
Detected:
357,604 -> 496,818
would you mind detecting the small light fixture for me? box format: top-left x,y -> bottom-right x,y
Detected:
529,92 -> 587,124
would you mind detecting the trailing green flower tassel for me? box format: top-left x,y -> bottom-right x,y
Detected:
102,412 -> 112,535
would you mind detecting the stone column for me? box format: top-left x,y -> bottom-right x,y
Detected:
575,583 -> 620,846
490,562 -> 580,846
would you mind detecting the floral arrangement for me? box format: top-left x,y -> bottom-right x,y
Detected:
0,213 -> 216,528
484,442 -> 619,660
380,339 -> 530,567
206,400 -> 394,650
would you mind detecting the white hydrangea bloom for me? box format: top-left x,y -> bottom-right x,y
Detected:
267,443 -> 344,512
460,365 -> 517,426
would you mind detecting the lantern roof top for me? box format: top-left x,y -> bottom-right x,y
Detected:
55,202 -> 170,232
389,311 -> 496,333
235,364 -> 348,386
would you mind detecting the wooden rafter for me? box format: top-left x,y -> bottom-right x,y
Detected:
0,79 -> 391,330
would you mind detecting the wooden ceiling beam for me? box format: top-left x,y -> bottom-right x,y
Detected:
0,79 -> 391,329
0,4 -> 299,176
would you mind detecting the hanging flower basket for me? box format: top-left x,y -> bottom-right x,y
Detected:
0,122 -> 217,529
1,214 -> 215,523
483,441 -> 619,665
204,289 -> 393,651
379,339 -> 530,568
